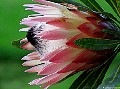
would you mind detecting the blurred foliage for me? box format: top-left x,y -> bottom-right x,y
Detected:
0,0 -> 120,89
0,0 -> 79,89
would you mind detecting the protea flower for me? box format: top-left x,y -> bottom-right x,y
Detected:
19,0 -> 118,88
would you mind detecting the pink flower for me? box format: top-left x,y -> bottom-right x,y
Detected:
20,0 -> 115,88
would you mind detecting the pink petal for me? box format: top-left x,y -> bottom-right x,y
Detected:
49,48 -> 81,63
23,4 -> 41,7
22,60 -> 46,66
29,74 -> 60,85
32,16 -> 63,22
71,9 -> 90,20
20,38 -> 35,50
21,42 -> 35,50
33,0 -> 67,11
21,17 -> 44,27
25,6 -> 62,15
43,71 -> 73,88
24,4 -> 54,9
21,52 -> 40,60
38,24 -> 60,31
20,20 -> 39,27
77,22 -> 97,37
25,63 -> 50,73
57,63 -> 85,73
40,48 -> 62,61
39,62 -> 70,75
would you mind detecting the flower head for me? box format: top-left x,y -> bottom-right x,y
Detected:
20,0 -> 117,88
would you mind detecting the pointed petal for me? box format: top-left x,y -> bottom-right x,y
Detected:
20,38 -> 35,50
39,62 -> 70,75
77,22 -> 97,37
57,63 -> 85,73
43,71 -> 73,88
40,48 -> 62,61
20,20 -> 39,27
25,63 -> 50,73
25,6 -> 62,15
49,48 -> 82,63
21,52 -> 40,60
29,73 -> 59,85
21,42 -> 35,50
22,60 -> 47,66
33,0 -> 67,11
23,4 -> 41,7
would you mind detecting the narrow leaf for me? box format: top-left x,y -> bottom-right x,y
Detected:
69,45 -> 120,89
100,12 -> 120,23
12,39 -> 24,49
80,0 -> 104,12
98,64 -> 120,89
102,29 -> 120,39
105,0 -> 120,17
117,0 -> 120,12
74,38 -> 120,51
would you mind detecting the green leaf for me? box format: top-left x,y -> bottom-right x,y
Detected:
79,0 -> 104,12
102,29 -> 120,39
98,63 -> 120,89
105,0 -> 120,17
117,0 -> 120,12
69,46 -> 120,89
100,12 -> 120,24
74,38 -> 120,51
12,39 -> 23,49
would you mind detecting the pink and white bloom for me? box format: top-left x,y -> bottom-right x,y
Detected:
20,0 -> 116,88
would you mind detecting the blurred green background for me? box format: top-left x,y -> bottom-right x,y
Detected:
0,0 -> 119,89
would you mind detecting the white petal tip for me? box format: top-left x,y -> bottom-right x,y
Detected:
21,56 -> 29,60
22,63 -> 26,66
29,79 -> 39,85
28,82 -> 35,85
23,4 -> 27,7
19,28 -> 29,32
24,70 -> 28,72
25,8 -> 29,10
24,69 -> 32,72
22,62 -> 29,66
